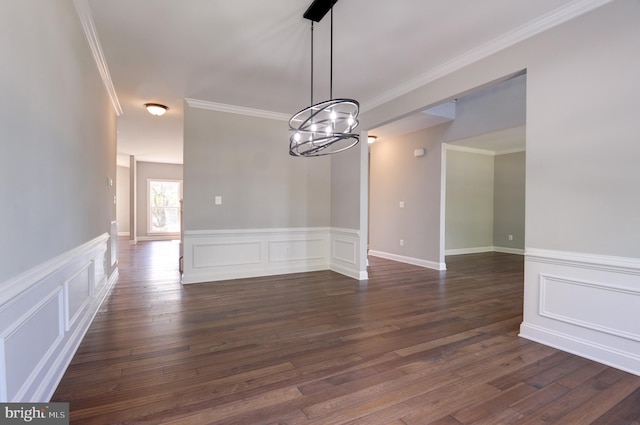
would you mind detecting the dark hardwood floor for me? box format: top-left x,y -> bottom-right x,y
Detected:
52,238 -> 640,424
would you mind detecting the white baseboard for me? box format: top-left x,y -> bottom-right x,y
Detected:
521,248 -> 640,376
368,250 -> 446,271
445,246 -> 494,255
0,233 -> 117,401
182,227 -> 366,284
445,246 -> 525,255
494,246 -> 525,255
520,322 -> 640,377
137,235 -> 180,242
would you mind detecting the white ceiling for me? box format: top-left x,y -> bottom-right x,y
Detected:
82,0 -> 606,165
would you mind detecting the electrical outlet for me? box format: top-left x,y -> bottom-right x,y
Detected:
215,196 -> 222,205
400,239 -> 404,246
508,234 -> 513,241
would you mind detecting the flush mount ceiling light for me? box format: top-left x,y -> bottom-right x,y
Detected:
289,0 -> 359,157
367,135 -> 377,144
144,103 -> 168,116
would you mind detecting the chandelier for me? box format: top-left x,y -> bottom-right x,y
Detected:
289,0 -> 359,157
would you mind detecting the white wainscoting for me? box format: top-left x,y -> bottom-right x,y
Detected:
368,250 -> 447,271
0,233 -> 117,402
520,248 -> 640,376
330,228 -> 366,280
182,228 -> 366,284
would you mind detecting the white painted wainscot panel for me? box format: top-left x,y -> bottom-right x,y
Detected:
520,248 -> 640,376
0,233 -> 118,402
330,228 -> 367,280
182,228 -> 366,284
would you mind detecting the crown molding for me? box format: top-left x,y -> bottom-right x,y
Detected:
362,0 -> 614,112
185,98 -> 290,121
73,0 -> 122,116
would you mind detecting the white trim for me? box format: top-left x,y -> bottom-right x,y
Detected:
0,233 -> 109,307
445,246 -> 525,255
520,323 -> 640,377
494,246 -> 525,255
361,0 -> 614,111
137,235 -> 180,242
526,248 -> 640,275
368,250 -> 446,271
185,98 -> 290,121
72,0 -> 122,116
184,227 -> 331,237
445,246 -> 495,256
117,232 -> 130,237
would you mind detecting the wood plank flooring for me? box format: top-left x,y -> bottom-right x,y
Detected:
51,239 -> 640,424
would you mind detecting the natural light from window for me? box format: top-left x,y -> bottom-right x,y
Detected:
148,179 -> 182,234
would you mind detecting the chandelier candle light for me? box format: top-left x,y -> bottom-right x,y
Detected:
289,0 -> 359,157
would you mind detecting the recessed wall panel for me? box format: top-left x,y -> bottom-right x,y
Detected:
269,239 -> 325,262
2,291 -> 62,400
540,275 -> 640,341
192,242 -> 261,268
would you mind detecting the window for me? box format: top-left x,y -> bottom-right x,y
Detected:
148,179 -> 182,234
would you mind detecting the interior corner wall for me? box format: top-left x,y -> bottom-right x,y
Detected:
135,161 -> 183,238
445,149 -> 494,253
368,124 -> 447,269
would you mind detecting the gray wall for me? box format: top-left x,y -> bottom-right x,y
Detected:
445,150 -> 495,251
183,106 -> 331,231
0,0 -> 117,283
331,143 -> 361,230
369,124 -> 446,261
525,1 -> 640,257
363,0 -> 639,260
494,151 -> 525,249
116,165 -> 130,234
136,161 -> 183,237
